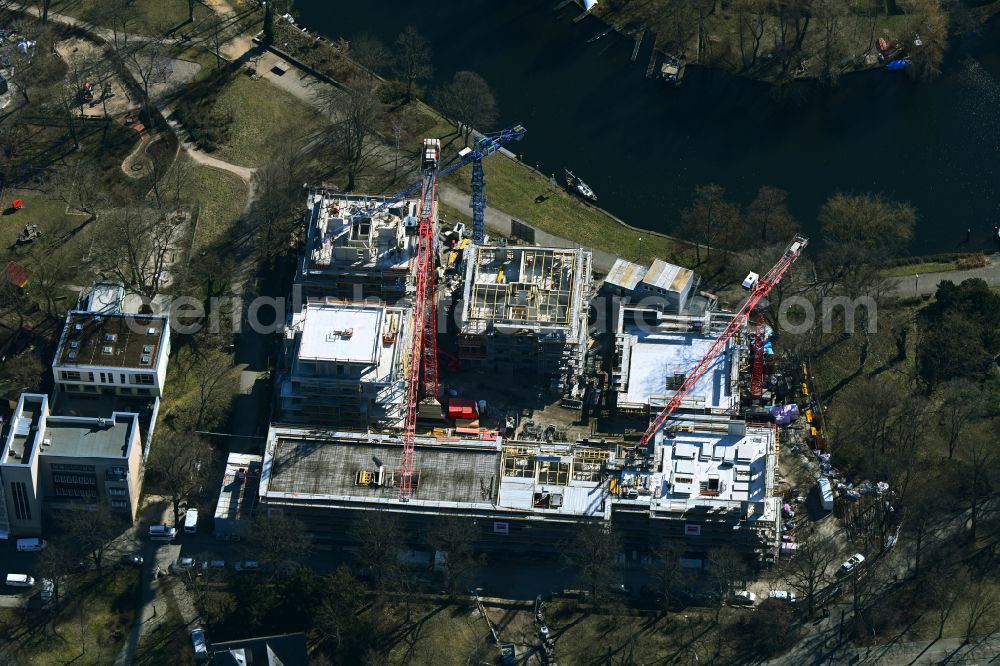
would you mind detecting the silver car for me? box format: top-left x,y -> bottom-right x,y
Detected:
190,627 -> 208,659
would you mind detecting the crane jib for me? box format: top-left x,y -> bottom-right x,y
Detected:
639,235 -> 809,446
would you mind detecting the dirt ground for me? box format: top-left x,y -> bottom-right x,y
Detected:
55,38 -> 137,118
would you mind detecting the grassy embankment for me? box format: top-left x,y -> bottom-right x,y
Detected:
0,569 -> 140,665
50,0 -> 218,33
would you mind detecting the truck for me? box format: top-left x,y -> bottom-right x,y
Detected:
184,508 -> 199,534
818,477 -> 834,511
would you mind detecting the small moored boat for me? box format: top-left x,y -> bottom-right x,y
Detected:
565,169 -> 597,202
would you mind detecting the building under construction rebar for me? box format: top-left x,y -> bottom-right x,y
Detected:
457,245 -> 592,392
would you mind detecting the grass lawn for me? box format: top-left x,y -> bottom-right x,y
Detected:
51,0 -> 218,36
881,261 -> 957,277
0,568 -> 139,665
182,158 -> 248,250
211,74 -> 324,169
444,152 -> 691,265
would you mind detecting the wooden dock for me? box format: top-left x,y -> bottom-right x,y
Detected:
573,10 -> 591,23
586,27 -> 613,43
551,0 -> 573,10
631,29 -> 645,62
644,33 -> 659,78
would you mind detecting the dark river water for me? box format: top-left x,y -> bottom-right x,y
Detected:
295,1 -> 1000,255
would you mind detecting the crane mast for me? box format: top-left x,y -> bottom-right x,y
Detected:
638,234 -> 809,447
400,140 -> 442,500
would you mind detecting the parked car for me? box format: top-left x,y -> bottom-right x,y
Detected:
839,553 -> 866,574
124,553 -> 144,567
16,537 -> 47,552
170,557 -> 196,574
5,574 -> 35,588
768,590 -> 797,603
190,627 -> 209,660
733,590 -> 757,606
234,560 -> 259,572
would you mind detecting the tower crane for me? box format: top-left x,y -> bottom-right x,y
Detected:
394,125 -> 526,500
750,313 -> 767,402
638,234 -> 809,448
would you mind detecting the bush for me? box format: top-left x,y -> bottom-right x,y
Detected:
173,97 -> 232,153
956,253 -> 988,270
379,79 -> 408,105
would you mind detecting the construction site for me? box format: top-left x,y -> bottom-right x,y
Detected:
244,128 -> 810,570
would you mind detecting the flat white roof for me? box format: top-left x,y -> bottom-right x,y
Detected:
654,426 -> 774,506
297,305 -> 382,364
496,476 -> 606,517
623,326 -> 734,409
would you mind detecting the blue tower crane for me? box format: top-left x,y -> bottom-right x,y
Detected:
346,124 -> 527,242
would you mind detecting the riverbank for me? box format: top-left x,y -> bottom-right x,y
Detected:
590,0 -> 1000,85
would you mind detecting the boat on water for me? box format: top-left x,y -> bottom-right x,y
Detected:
660,54 -> 686,85
565,169 -> 597,202
886,57 -> 911,71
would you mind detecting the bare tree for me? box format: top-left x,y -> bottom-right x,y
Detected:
960,575 -> 1000,644
814,0 -> 848,85
565,523 -> 622,603
677,184 -> 741,263
393,26 -> 433,102
36,543 -> 77,607
434,71 -> 498,143
121,38 -> 173,113
427,517 -> 482,595
93,204 -> 182,302
745,186 -> 799,246
963,423 -> 997,542
933,378 -> 987,460
145,428 -> 213,526
783,536 -> 839,619
735,0 -> 767,70
327,84 -> 382,192
246,130 -> 309,258
351,510 -> 402,593
707,546 -> 748,620
149,149 -> 191,213
350,33 -> 389,77
648,540 -> 694,612
249,513 -> 312,577
57,505 -> 122,571
186,349 -> 236,430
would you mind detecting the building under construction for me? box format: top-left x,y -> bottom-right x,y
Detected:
256,417 -> 779,561
457,245 -> 592,392
275,302 -> 410,430
296,191 -> 423,305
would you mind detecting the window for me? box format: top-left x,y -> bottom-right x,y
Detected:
52,464 -> 96,472
99,372 -> 107,383
133,374 -> 155,385
110,499 -> 128,509
87,372 -> 94,382
136,388 -> 152,396
120,374 -> 126,383
61,371 -> 82,382
107,487 -> 127,497
11,482 -> 31,521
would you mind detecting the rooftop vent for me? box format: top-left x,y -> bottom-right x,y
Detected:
140,355 -> 151,365
327,328 -> 354,340
147,327 -> 157,335
73,323 -> 83,331
69,341 -> 80,349
105,333 -> 117,342
67,351 -> 78,360
142,345 -> 153,354
102,345 -> 114,354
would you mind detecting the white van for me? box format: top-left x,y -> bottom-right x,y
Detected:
16,537 -> 48,552
6,573 -> 35,588
184,509 -> 199,534
818,477 -> 834,511
742,272 -> 759,290
149,524 -> 177,541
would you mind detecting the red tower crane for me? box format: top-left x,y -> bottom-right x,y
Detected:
750,313 -> 767,402
638,234 -> 809,447
400,139 -> 442,500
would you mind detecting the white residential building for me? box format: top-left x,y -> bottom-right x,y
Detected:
51,311 -> 171,398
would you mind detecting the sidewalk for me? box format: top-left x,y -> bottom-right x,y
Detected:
888,253 -> 1000,297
